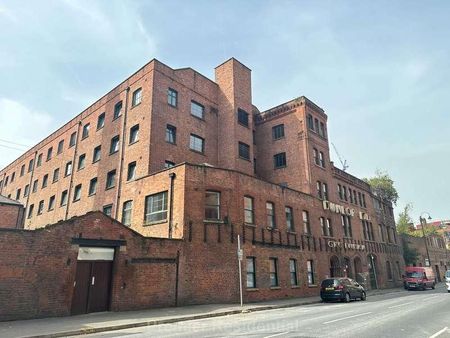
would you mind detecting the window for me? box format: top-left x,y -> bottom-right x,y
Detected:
15,188 -> 21,200
358,192 -> 362,206
42,174 -> 48,188
165,160 -> 175,168
322,182 -> 328,200
386,261 -> 393,280
77,154 -> 86,170
379,224 -> 385,242
93,145 -> 101,163
316,181 -> 323,199
69,132 -> 77,147
81,123 -> 90,139
53,168 -> 59,183
307,114 -> 314,130
269,258 -> 279,287
273,152 -> 286,169
20,165 -> 25,176
11,172 -> 15,183
127,161 -> 136,181
362,194 -> 367,208
28,158 -> 34,172
129,124 -> 139,144
48,195 -> 55,211
319,122 -> 326,138
88,177 -> 97,196
166,125 -> 176,144
4,176 -> 8,186
313,148 -> 319,165
132,88 -> 142,106
97,113 -> 105,130
342,215 -> 352,237
27,204 -> 34,219
237,109 -> 249,127
326,218 -> 333,237
122,200 -> 133,226
343,186 -> 348,201
57,140 -> 64,154
319,151 -> 325,168
303,210 -> 311,234
272,124 -> 284,140
349,189 -> 353,204
307,260 -> 315,285
37,200 -> 44,215
65,161 -> 72,176
290,259 -> 298,286
314,118 -> 319,133
144,191 -> 168,223
113,101 -> 123,119
106,170 -> 116,189
103,204 -> 113,217
205,191 -> 220,220
37,154 -> 42,167
60,190 -> 68,206
244,196 -> 254,224
266,202 -> 275,228
320,217 -> 326,236
73,184 -> 82,201
238,142 -> 250,160
246,257 -> 256,288
32,179 -> 38,193
24,184 -> 29,197
168,88 -> 177,107
191,101 -> 204,119
110,135 -> 120,154
189,134 -> 204,153
286,206 -> 294,232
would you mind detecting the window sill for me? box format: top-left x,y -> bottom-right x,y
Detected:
77,167 -> 85,172
144,219 -> 168,226
273,136 -> 285,141
287,231 -> 297,235
131,102 -> 141,109
308,284 -> 318,288
105,186 -> 116,191
72,199 -> 80,203
291,285 -> 300,289
109,151 -> 119,156
168,104 -> 178,109
238,121 -> 249,129
246,288 -> 259,292
88,193 -> 96,197
203,219 -> 225,224
166,141 -> 177,146
81,136 -> 89,141
274,165 -> 287,170
112,115 -> 122,121
244,223 -> 256,227
129,140 -> 139,146
238,156 -> 251,162
96,126 -> 104,131
93,159 -> 100,164
314,164 -> 326,170
48,208 -> 54,212
270,286 -> 281,290
191,114 -> 205,122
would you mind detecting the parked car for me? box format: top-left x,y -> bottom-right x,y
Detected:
403,267 -> 435,290
320,278 -> 366,302
445,270 -> 450,293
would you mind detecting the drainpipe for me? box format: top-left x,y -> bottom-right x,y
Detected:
65,121 -> 82,221
24,151 -> 37,228
168,172 -> 176,238
175,250 -> 180,306
114,87 -> 130,220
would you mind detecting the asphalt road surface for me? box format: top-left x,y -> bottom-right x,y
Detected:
78,284 -> 450,338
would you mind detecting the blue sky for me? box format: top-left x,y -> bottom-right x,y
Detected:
0,0 -> 449,222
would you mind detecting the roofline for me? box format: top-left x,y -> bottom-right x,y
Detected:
214,57 -> 252,72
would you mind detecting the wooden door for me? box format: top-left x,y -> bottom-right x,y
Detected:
71,261 -> 91,315
88,261 -> 113,313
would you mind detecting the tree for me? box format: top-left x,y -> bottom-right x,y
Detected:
397,203 -> 414,235
363,169 -> 399,205
402,237 -> 419,266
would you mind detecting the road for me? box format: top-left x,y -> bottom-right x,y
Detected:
78,284 -> 450,338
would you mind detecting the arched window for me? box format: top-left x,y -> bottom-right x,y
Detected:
386,261 -> 393,281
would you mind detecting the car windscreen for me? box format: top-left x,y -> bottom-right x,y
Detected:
321,279 -> 339,287
446,271 -> 450,278
406,271 -> 423,278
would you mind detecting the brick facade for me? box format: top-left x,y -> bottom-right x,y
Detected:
0,195 -> 24,229
0,57 -> 406,320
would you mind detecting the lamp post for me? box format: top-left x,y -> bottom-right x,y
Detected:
420,212 -> 432,267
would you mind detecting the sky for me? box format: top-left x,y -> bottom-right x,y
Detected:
0,0 -> 449,222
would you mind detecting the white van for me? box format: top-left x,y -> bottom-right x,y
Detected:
445,270 -> 450,293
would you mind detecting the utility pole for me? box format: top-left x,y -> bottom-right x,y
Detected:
237,235 -> 243,307
420,216 -> 432,267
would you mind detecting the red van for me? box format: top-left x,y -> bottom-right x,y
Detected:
403,267 -> 436,290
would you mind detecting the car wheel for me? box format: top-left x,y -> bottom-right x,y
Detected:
447,290 -> 450,293
431,284 -> 435,290
361,291 -> 366,301
344,292 -> 351,303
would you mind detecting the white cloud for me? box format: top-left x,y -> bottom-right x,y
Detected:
0,5 -> 17,22
0,98 -> 54,169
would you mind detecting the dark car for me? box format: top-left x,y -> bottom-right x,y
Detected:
320,278 -> 366,302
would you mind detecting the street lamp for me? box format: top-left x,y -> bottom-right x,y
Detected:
420,212 -> 432,267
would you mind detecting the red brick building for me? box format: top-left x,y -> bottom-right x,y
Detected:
0,58 -> 404,319
0,194 -> 24,229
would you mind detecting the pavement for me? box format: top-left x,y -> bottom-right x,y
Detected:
0,286 -> 405,338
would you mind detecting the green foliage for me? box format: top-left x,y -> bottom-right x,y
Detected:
363,169 -> 399,205
397,203 -> 413,235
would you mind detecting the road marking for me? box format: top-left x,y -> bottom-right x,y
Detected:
263,332 -> 289,338
323,312 -> 372,325
388,301 -> 413,309
429,327 -> 448,338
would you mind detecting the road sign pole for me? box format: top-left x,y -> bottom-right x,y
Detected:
237,234 -> 243,307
